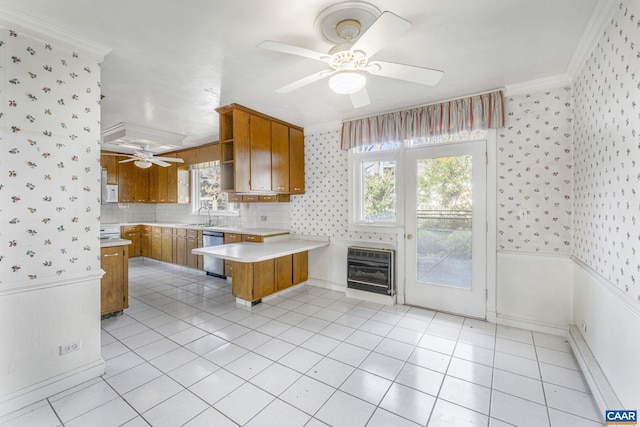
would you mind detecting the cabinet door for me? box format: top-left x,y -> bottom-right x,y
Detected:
140,226 -> 151,257
293,251 -> 308,284
161,228 -> 173,262
151,227 -> 162,260
148,167 -> 159,203
197,231 -> 204,270
174,228 -> 187,265
100,154 -> 119,185
165,153 -> 178,203
253,259 -> 275,300
249,114 -> 271,192
275,255 -> 293,291
117,160 -> 135,202
289,127 -> 305,194
120,226 -> 140,257
186,236 -> 198,269
100,245 -> 128,315
271,122 -> 289,193
233,109 -> 251,192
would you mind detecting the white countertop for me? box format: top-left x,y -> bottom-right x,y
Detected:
100,238 -> 132,248
193,237 -> 329,262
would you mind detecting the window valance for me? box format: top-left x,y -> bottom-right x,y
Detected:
341,90 -> 505,150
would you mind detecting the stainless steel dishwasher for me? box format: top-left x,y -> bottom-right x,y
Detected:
202,230 -> 226,278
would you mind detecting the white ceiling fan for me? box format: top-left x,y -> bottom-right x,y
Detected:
258,2 -> 444,108
103,147 -> 185,169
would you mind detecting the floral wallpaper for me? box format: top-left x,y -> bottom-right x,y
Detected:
290,129 -> 397,244
497,87 -> 574,254
573,1 -> 640,303
0,27 -> 102,284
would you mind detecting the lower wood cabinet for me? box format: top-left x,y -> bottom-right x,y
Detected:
100,245 -> 129,315
140,226 -> 151,257
186,229 -> 202,270
120,225 -> 141,257
232,251 -> 308,302
151,227 -> 162,260
173,228 -> 187,266
161,227 -> 173,263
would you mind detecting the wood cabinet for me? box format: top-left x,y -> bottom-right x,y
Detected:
223,232 -> 242,277
118,160 -> 150,203
120,225 -> 141,257
140,226 -> 151,257
186,229 -> 202,269
289,128 -> 305,194
161,227 -> 173,263
100,153 -> 119,185
216,103 -> 304,196
233,259 -> 275,301
173,228 -> 187,266
100,244 -> 129,315
175,142 -> 220,165
231,250 -> 308,302
151,226 -> 162,260
242,234 -> 263,243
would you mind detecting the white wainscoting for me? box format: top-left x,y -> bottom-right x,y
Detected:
0,273 -> 105,416
495,252 -> 573,335
572,259 -> 640,409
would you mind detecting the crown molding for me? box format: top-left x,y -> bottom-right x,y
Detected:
503,73 -> 572,97
566,0 -> 620,80
0,6 -> 111,62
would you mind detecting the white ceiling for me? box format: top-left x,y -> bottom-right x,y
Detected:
2,0 -> 599,150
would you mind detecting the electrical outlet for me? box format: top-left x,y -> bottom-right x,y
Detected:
260,215 -> 267,221
59,341 -> 81,355
580,320 -> 587,334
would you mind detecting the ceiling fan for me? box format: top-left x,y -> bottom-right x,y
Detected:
258,2 -> 444,108
103,147 -> 185,169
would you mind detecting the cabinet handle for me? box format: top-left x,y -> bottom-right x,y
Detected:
103,253 -> 119,257
293,187 -> 301,191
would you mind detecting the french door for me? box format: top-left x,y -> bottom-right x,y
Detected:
404,141 -> 487,318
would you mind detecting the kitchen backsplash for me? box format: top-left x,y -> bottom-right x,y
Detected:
100,201 -> 290,230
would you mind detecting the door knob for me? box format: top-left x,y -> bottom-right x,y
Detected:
406,233 -> 414,240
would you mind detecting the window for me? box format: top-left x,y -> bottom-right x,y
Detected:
349,143 -> 401,227
348,132 -> 486,229
190,162 -> 236,214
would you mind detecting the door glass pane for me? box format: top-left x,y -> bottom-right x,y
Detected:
416,155 -> 472,289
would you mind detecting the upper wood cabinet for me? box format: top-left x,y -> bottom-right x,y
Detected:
174,142 -> 219,165
289,127 -> 305,194
216,103 -> 304,195
118,160 -> 150,203
100,153 -> 119,185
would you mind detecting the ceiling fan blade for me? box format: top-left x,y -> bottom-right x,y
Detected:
153,156 -> 184,163
351,11 -> 411,58
149,159 -> 171,167
258,41 -> 329,63
368,61 -> 444,86
276,70 -> 334,94
118,158 -> 137,163
350,87 -> 371,108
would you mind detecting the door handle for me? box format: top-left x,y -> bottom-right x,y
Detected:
406,233 -> 414,240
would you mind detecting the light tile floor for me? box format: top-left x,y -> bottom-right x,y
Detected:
1,259 -> 604,427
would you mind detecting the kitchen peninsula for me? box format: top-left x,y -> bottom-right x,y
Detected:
193,236 -> 329,304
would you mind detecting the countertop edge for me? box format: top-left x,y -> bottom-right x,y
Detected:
193,238 -> 329,262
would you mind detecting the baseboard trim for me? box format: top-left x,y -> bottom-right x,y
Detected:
495,313 -> 568,336
567,325 -> 621,414
0,358 -> 105,417
345,288 -> 396,306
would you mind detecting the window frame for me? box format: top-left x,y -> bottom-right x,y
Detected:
348,146 -> 404,231
190,165 -> 238,216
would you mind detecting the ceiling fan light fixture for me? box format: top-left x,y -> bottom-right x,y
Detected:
329,71 -> 366,94
134,160 -> 152,169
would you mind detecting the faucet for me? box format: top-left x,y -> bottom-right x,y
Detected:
197,206 -> 212,226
